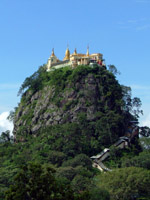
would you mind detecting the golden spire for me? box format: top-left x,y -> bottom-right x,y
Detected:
63,47 -> 70,60
73,48 -> 77,55
51,48 -> 55,57
86,45 -> 89,56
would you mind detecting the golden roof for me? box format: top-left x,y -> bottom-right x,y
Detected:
63,47 -> 70,60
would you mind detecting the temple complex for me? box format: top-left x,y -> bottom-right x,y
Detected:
47,47 -> 105,71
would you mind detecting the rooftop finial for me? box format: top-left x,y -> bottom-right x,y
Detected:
86,45 -> 89,56
73,48 -> 77,55
51,48 -> 55,56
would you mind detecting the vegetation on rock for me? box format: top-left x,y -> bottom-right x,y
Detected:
0,64 -> 150,199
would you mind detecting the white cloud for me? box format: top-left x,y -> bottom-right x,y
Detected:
141,113 -> 150,127
0,112 -> 13,134
118,18 -> 150,31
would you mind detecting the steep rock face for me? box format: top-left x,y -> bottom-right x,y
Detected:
15,74 -> 98,134
13,65 -> 124,141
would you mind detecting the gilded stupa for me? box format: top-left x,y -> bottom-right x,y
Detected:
63,47 -> 70,61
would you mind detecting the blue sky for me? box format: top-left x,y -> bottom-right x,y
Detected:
0,0 -> 150,132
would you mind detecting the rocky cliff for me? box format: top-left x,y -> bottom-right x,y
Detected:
13,65 -> 126,147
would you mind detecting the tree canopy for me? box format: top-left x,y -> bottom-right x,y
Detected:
96,167 -> 150,200
1,64 -> 150,200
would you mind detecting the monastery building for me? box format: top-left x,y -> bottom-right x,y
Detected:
47,47 -> 105,71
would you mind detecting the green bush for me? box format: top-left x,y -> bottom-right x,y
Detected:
96,167 -> 150,200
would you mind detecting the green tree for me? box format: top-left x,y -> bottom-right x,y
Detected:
108,65 -> 120,75
89,188 -> 110,200
0,131 -> 13,143
140,137 -> 150,150
122,150 -> 150,169
96,167 -> 150,200
71,174 -> 91,192
139,126 -> 150,137
62,154 -> 92,170
121,85 -> 143,118
5,163 -> 75,200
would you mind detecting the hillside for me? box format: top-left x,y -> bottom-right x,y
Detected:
1,64 -> 150,200
13,65 -> 131,154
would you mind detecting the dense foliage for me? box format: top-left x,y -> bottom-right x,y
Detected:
0,130 -> 104,199
96,167 -> 150,200
1,64 -> 149,199
5,163 -> 82,200
15,65 -> 138,152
